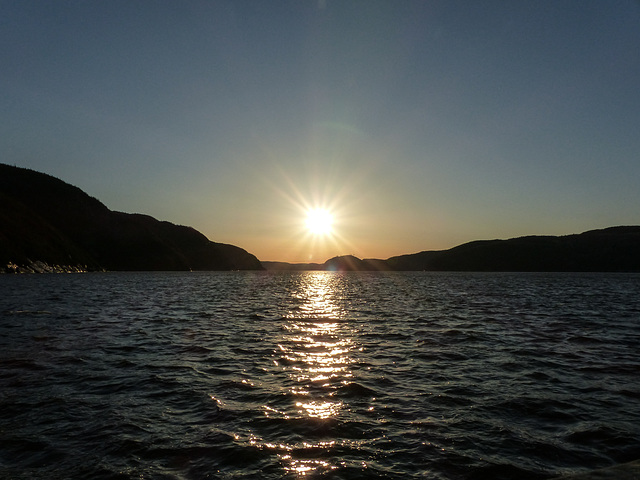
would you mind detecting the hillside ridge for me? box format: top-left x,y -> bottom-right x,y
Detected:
0,164 -> 263,272
263,226 -> 640,272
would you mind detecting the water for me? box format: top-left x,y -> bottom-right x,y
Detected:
1,271 -> 639,480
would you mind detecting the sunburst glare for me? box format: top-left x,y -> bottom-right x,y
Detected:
305,208 -> 333,235
260,161 -> 368,263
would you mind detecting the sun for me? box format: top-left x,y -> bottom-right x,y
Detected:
306,209 -> 333,235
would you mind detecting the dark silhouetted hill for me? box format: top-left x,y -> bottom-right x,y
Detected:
387,227 -> 640,272
0,164 -> 263,272
261,261 -> 325,271
323,255 -> 391,271
261,227 -> 640,272
262,256 -> 390,271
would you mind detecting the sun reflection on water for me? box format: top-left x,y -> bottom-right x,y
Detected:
274,272 -> 356,476
282,457 -> 339,477
292,272 -> 344,320
295,399 -> 342,419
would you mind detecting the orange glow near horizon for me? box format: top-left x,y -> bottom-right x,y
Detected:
258,165 -> 365,263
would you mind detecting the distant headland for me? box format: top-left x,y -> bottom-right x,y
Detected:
263,227 -> 640,272
2,163 -> 639,273
0,164 -> 263,273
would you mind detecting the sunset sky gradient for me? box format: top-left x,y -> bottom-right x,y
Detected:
2,1 -> 639,262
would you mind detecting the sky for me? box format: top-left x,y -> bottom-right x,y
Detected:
2,1 -> 639,263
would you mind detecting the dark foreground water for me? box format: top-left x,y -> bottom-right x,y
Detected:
1,271 -> 639,480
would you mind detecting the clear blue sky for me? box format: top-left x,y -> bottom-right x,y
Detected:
2,1 -> 639,262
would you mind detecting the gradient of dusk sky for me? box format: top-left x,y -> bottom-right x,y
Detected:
2,1 -> 639,263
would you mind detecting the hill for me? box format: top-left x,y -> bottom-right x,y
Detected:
260,261 -> 325,271
262,227 -> 640,272
387,227 -> 640,272
0,164 -> 263,272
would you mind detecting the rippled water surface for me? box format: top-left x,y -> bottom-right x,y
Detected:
1,271 -> 639,479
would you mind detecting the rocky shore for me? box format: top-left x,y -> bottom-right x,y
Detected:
1,261 -> 91,274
